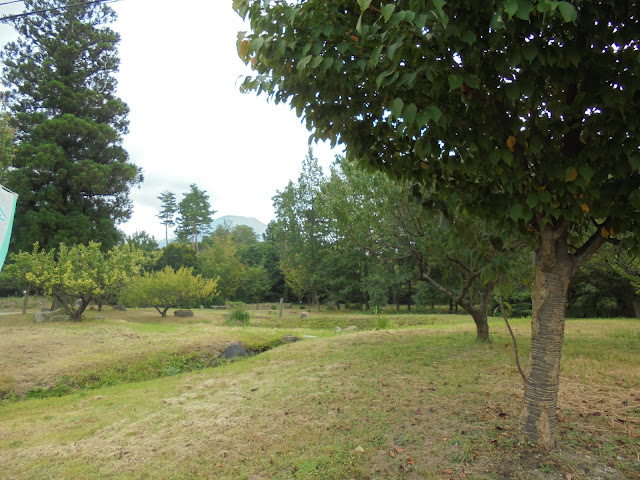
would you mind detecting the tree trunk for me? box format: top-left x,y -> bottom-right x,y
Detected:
632,294 -> 640,319
520,228 -> 573,450
471,310 -> 489,342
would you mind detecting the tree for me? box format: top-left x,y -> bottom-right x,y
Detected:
237,0 -> 640,448
20,242 -> 145,321
155,242 -> 198,272
120,266 -> 218,317
1,0 -> 142,252
323,157 -> 528,340
271,148 -> 329,308
0,113 -> 15,173
156,191 -> 177,246
175,184 -> 215,252
238,264 -> 271,308
199,233 -> 244,303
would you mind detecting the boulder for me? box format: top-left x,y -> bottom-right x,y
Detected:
334,326 -> 342,333
344,326 -> 358,332
35,309 -> 68,323
174,309 -> 194,317
219,342 -> 249,360
282,335 -> 299,344
113,305 -> 127,311
300,311 -> 310,319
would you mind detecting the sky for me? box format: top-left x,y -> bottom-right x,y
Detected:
0,0 -> 343,241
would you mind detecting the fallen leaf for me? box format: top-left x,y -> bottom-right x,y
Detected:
444,469 -> 454,474
389,450 -> 396,458
507,135 -> 517,151
565,475 -> 573,480
395,447 -> 406,453
406,457 -> 415,465
344,425 -> 351,431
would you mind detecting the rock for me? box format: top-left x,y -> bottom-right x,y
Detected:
354,446 -> 365,453
219,342 -> 249,359
40,307 -> 52,312
344,326 -> 358,332
34,309 -> 66,323
300,311 -> 310,319
113,305 -> 127,311
334,326 -> 342,333
282,335 -> 299,344
174,309 -> 194,317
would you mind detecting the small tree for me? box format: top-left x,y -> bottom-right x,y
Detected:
120,266 -> 218,317
21,242 -> 145,321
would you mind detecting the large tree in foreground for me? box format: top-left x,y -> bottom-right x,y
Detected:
1,0 -> 142,252
236,0 -> 640,449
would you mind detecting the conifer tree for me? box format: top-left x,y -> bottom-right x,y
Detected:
1,0 -> 142,251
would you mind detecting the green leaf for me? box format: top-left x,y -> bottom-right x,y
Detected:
357,0 -> 372,11
428,105 -> 442,124
390,97 -> 404,120
557,1 -> 577,23
403,103 -> 417,124
356,12 -> 363,34
629,154 -> 640,171
381,4 -> 395,23
448,73 -> 464,90
370,44 -> 384,66
522,44 -> 538,63
510,203 -> 523,221
504,0 -> 518,18
297,55 -> 312,69
376,69 -> 394,89
462,30 -> 476,46
516,0 -> 534,20
580,166 -> 595,180
504,83 -> 520,104
310,56 -> 323,68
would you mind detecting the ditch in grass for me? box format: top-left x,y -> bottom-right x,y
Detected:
1,340 -> 283,404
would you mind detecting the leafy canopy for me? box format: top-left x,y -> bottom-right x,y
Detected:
120,266 -> 219,316
236,0 -> 640,246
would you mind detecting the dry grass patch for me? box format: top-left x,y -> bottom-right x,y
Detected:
0,314 -> 638,479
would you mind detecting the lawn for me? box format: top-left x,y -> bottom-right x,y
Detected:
0,306 -> 638,479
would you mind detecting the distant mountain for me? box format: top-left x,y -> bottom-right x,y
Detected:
158,215 -> 268,248
210,215 -> 268,237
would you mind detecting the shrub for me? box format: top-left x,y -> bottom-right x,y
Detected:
226,304 -> 250,326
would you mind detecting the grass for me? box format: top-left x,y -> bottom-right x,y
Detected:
0,306 -> 638,479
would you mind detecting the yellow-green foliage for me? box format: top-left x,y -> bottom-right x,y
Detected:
120,266 -> 218,316
7,242 -> 146,320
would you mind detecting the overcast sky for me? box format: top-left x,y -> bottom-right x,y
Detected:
0,0 -> 343,241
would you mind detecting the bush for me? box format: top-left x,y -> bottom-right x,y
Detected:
226,304 -> 250,326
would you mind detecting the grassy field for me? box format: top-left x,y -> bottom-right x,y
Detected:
0,305 -> 638,479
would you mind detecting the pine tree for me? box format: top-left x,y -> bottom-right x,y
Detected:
0,0 -> 142,252
156,191 -> 177,246
175,184 -> 215,252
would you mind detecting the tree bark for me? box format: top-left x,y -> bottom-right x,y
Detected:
520,225 -> 575,449
632,294 -> 640,319
471,310 -> 490,342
